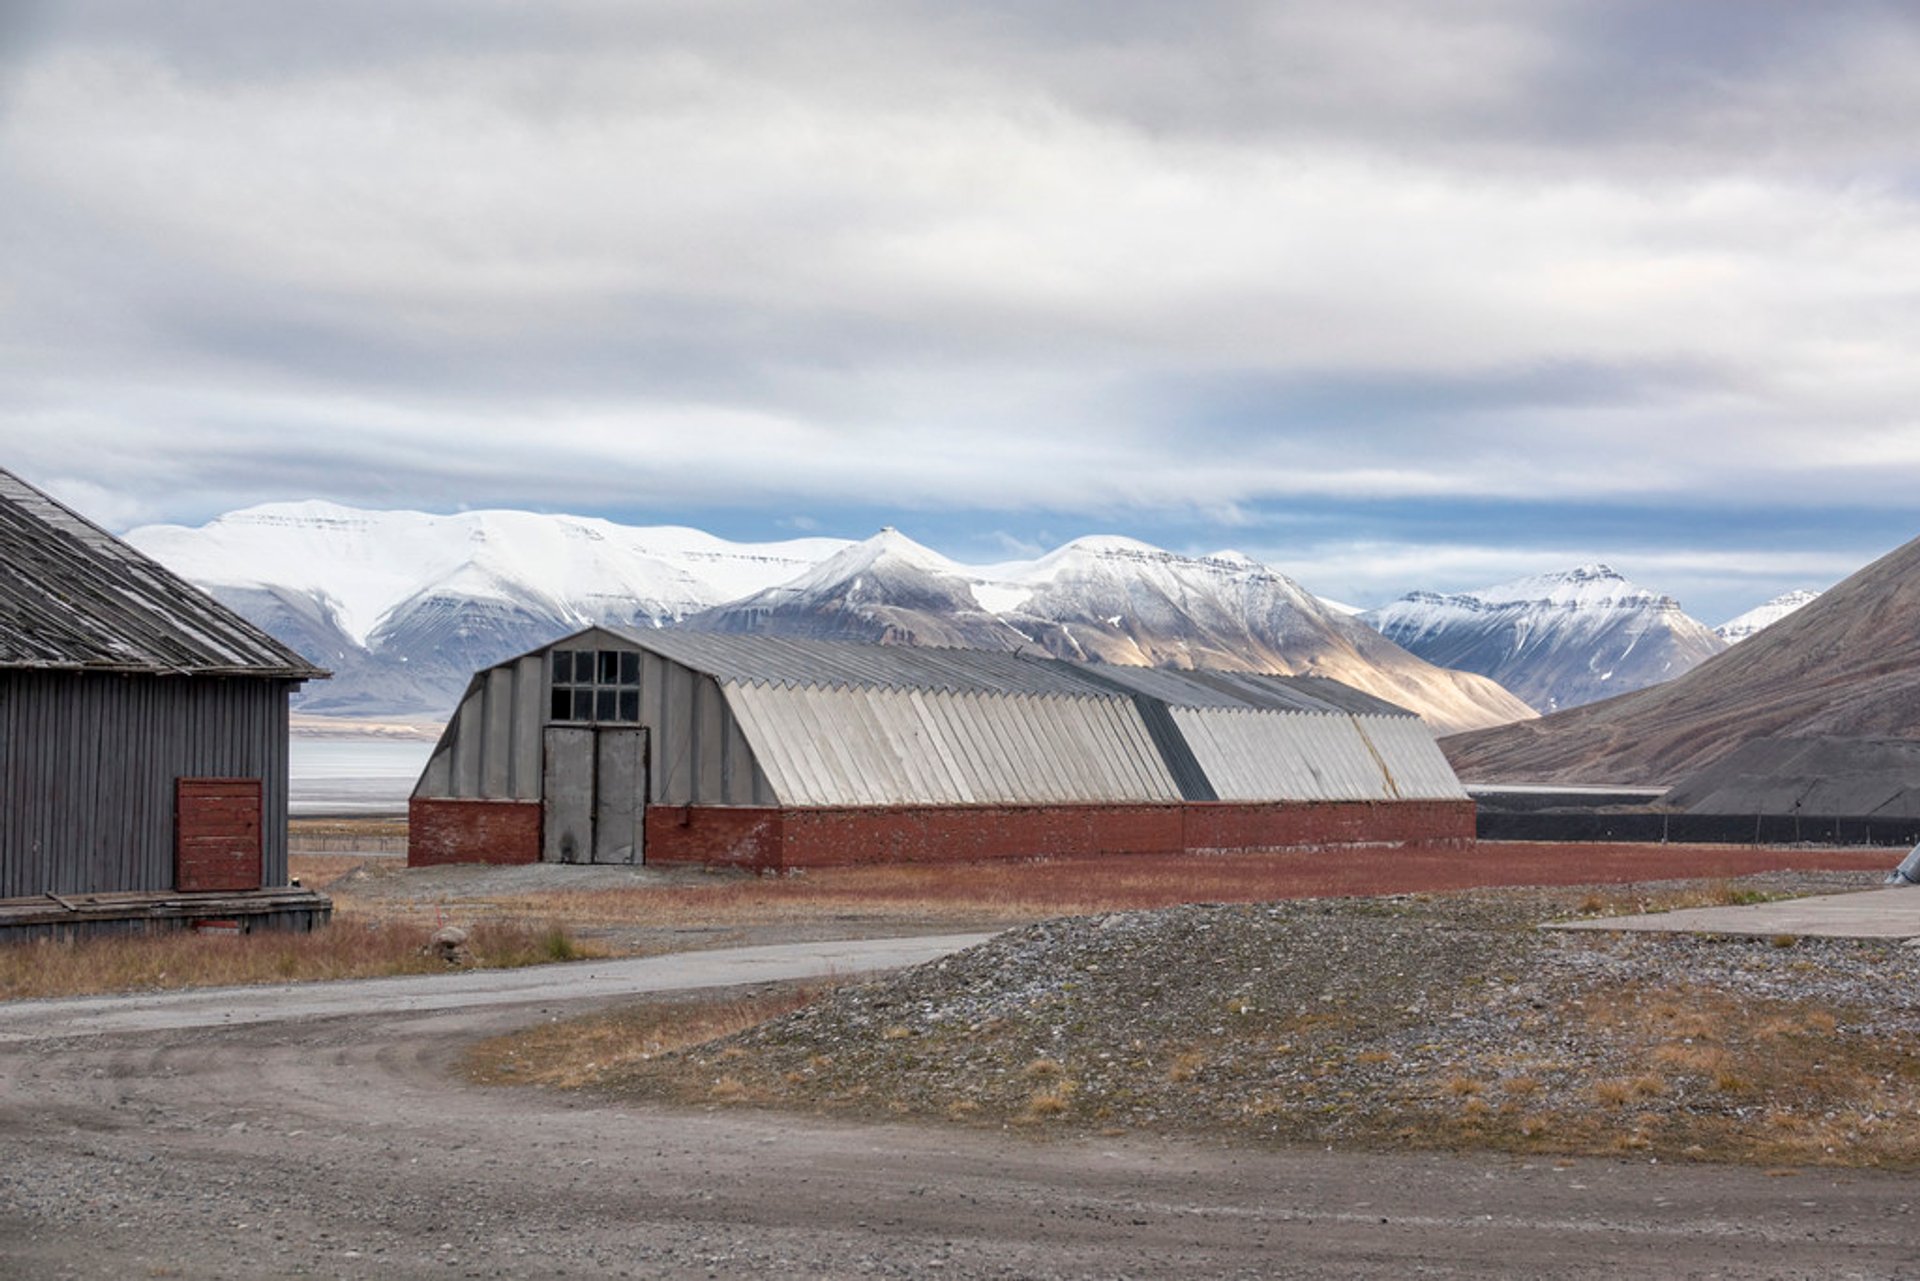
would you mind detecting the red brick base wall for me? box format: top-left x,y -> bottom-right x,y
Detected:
643,806 -> 786,871
408,797 -> 1476,870
1185,800 -> 1476,853
408,798 -> 542,867
642,800 -> 1476,871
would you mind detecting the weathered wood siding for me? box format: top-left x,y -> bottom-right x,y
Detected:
0,671 -> 294,898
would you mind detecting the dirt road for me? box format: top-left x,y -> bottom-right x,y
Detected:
3,939 -> 1917,1278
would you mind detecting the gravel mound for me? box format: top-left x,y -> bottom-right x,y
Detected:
607,871 -> 1920,1164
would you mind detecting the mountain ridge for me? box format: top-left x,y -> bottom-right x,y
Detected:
1364,564 -> 1726,714
1442,533 -> 1920,785
127,504 -> 1536,734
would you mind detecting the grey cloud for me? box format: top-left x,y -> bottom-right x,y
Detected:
3,0 -> 1920,563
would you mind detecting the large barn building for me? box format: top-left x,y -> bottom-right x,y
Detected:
410,629 -> 1474,870
0,469 -> 332,938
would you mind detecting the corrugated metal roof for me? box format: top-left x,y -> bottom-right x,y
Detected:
612,627 -> 1417,718
724,683 -> 1183,806
613,628 -> 1102,698
0,470 -> 326,679
1167,708 -> 1467,803
1349,715 -> 1472,800
1171,708 -> 1391,801
1071,664 -> 1412,716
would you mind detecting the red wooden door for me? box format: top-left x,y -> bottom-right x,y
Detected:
176,778 -> 264,891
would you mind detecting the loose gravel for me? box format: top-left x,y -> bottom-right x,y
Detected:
597,871 -> 1920,1166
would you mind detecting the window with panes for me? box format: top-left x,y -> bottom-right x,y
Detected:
550,648 -> 641,723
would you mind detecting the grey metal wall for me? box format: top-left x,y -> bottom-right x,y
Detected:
723,683 -> 1182,806
1166,708 -> 1469,803
414,631 -> 773,807
1,671 -> 294,898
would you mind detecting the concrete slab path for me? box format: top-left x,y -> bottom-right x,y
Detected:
1546,885 -> 1920,940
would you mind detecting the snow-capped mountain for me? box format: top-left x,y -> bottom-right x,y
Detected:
1364,565 -> 1726,714
691,530 -> 1534,733
126,503 -> 848,715
1716,590 -> 1821,643
691,527 -> 1031,650
1446,534 -> 1920,786
128,503 -> 1537,733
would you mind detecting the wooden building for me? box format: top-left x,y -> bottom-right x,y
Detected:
0,469 -> 332,938
411,629 -> 1474,870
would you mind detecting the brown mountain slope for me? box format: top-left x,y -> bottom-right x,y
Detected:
1442,532 -> 1920,785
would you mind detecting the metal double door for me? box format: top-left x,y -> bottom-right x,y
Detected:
542,726 -> 649,864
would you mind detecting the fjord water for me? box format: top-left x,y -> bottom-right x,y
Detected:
288,737 -> 434,815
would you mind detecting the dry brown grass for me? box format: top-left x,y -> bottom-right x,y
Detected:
1166,1049 -> 1208,1083
1020,1080 -> 1077,1120
464,984 -> 832,1089
314,847 -> 1885,936
1563,879 -> 1795,920
381,853 -> 1421,932
289,817 -> 409,841
0,918 -> 599,1000
1430,981 -> 1920,1166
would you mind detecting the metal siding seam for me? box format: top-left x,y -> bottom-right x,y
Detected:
1026,698 -> 1079,803
1309,715 -> 1370,801
842,688 -> 897,806
894,688 -> 947,803
726,686 -> 783,804
1169,709 -> 1232,800
696,676 -> 727,804
909,689 -> 975,806
962,690 -> 1021,803
640,653 -> 666,803
721,687 -> 779,804
998,695 -> 1061,803
849,689 -> 909,804
1076,696 -> 1134,797
872,687 -> 933,803
750,684 -> 815,806
786,686 -> 839,807
722,715 -> 752,805
751,684 -> 809,806
800,686 -> 865,806
978,693 -> 1041,804
961,690 -> 1022,804
481,667 -> 511,798
1056,699 -> 1112,800
1115,701 -> 1185,801
1362,715 -> 1466,799
1079,697 -> 1144,800
1073,699 -> 1138,802
1330,717 -> 1380,800
1067,698 -> 1129,801
901,689 -> 963,805
1002,697 -> 1053,803
1348,715 -> 1402,801
1030,696 -> 1092,802
1093,699 -> 1156,801
935,690 -> 997,805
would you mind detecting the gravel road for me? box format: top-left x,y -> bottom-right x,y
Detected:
3,935 -> 1919,1278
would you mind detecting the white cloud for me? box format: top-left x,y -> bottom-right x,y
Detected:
1,1 -> 1918,597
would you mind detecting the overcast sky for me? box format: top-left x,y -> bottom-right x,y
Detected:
4,1 -> 1918,620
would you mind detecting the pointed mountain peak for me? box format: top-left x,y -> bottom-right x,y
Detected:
769,526 -> 968,596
